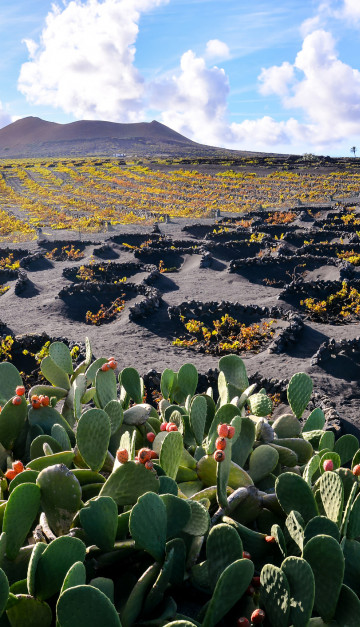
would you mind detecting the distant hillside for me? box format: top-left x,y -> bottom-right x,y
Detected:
0,116 -> 264,159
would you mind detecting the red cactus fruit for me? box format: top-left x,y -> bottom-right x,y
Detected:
150,450 -> 158,460
31,398 -> 41,410
108,360 -> 118,370
146,432 -> 156,443
116,448 -> 129,463
251,609 -> 265,624
138,448 -> 152,464
144,461 -> 154,470
5,469 -> 16,481
237,619 -> 250,627
15,386 -> 25,396
12,461 -> 24,474
166,422 -> 178,431
160,422 -> 168,431
12,396 -> 22,406
265,535 -> 276,544
245,585 -> 255,596
353,464 -> 360,476
0,406 -> 2,413
227,425 -> 235,439
217,423 -> 229,437
108,356 -> 116,362
215,436 -> 227,451
41,396 -> 50,407
213,450 -> 225,462
252,576 -> 261,588
101,363 -> 110,372
323,459 -> 334,472
243,551 -> 251,559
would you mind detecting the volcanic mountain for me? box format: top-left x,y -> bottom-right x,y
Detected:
0,116 -> 227,159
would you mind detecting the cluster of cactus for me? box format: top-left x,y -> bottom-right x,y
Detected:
0,341 -> 359,625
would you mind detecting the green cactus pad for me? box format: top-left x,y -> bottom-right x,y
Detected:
159,431 -> 183,480
159,476 -> 178,496
57,584 -> 121,627
319,430 -> 335,452
248,393 -> 272,417
183,500 -> 210,536
232,418 -> 256,467
281,556 -> 315,627
303,407 -> 325,432
272,413 -> 302,438
346,492 -> 360,539
62,374 -> 87,426
0,363 -> 22,405
100,460 -> 159,505
49,342 -> 73,374
268,442 -> 298,467
3,484 -> 41,560
334,434 -> 359,465
51,423 -> 72,451
6,595 -> 52,627
143,547 -> 175,614
0,568 -> 9,618
129,492 -> 166,562
27,541 -> 46,596
41,355 -> 70,391
303,534 -> 344,622
30,435 -> 63,459
0,396 -> 27,450
76,408 -> 111,472
260,564 -> 290,627
160,369 -> 175,400
34,536 -> 86,601
197,454 -> 253,489
218,354 -> 249,397
89,577 -> 114,603
71,469 -> 105,486
319,471 -> 344,526
216,437 -> 232,509
60,561 -> 86,594
276,473 -> 318,523
36,463 -> 82,536
333,583 -> 360,626
274,438 -> 313,464
28,405 -> 72,436
304,516 -> 340,545
104,400 -> 124,435
189,396 -> 207,445
206,523 -> 243,588
79,496 -> 118,551
285,511 -> 304,552
303,455 -> 320,485
342,538 -> 360,597
95,368 -> 117,408
287,372 -> 313,419
27,451 -> 75,471
160,494 -> 191,538
166,538 -> 186,586
176,363 -> 198,402
29,384 -> 67,402
8,470 -> 39,494
121,562 -> 160,627
202,559 -> 254,627
248,445 -> 279,483
120,367 -> 143,404
271,523 -> 287,559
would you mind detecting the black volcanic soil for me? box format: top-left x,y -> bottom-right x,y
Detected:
2,204 -> 360,431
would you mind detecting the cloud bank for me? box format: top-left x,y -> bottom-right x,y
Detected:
16,0 -> 360,153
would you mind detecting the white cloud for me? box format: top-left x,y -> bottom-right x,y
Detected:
18,0 -> 169,122
204,39 -> 231,61
0,103 -> 12,129
150,49 -> 231,146
342,0 -> 360,21
259,61 -> 295,97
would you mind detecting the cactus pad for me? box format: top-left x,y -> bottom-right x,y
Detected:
260,564 -> 290,627
202,559 -> 254,627
130,492 -> 166,562
79,496 -> 118,551
100,460 -> 159,505
303,534 -> 344,622
276,473 -> 318,523
287,372 -> 313,419
281,556 -> 315,627
34,536 -> 86,601
76,408 -> 111,472
57,584 -> 121,627
3,483 -> 41,560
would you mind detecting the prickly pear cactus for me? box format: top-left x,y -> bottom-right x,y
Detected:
287,372 -> 313,419
36,464 -> 82,536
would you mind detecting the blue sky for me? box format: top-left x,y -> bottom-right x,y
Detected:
1,0 -> 360,155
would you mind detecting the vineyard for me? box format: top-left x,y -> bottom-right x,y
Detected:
1,158 -> 360,240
